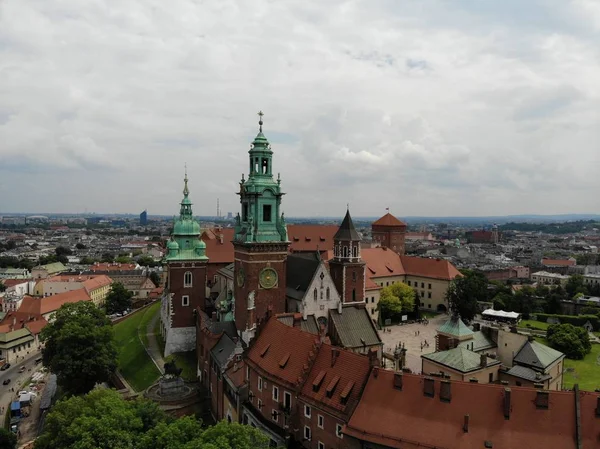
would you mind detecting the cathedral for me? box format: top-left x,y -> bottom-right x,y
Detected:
160,113 -> 375,355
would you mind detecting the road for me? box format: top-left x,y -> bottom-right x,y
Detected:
0,351 -> 42,423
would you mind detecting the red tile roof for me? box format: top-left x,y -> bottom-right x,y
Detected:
202,228 -> 236,264
247,318 -> 319,387
226,360 -> 247,388
300,344 -> 371,417
81,275 -> 113,293
25,318 -> 48,335
345,370 -> 598,449
1,278 -> 32,288
541,258 -> 576,267
361,247 -> 406,278
288,225 -> 338,252
90,262 -> 138,271
17,289 -> 92,316
372,213 -> 407,227
400,256 -> 462,281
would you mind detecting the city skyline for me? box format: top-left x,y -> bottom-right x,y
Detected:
1,1 -> 599,217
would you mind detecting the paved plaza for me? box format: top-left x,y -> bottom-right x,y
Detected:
379,314 -> 449,373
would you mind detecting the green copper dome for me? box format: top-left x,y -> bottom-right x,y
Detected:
173,219 -> 201,236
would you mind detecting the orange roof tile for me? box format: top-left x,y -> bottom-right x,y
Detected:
361,247 -> 406,279
25,318 -> 48,335
226,360 -> 247,388
247,318 -> 318,387
287,225 -> 338,252
37,288 -> 91,315
90,263 -> 138,272
372,213 -> 407,227
300,344 -> 371,417
81,275 -> 113,293
202,228 -> 235,264
1,278 -> 32,288
345,370 -> 598,449
541,258 -> 576,267
401,256 -> 462,281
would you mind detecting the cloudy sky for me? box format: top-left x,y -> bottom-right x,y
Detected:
1,0 -> 599,218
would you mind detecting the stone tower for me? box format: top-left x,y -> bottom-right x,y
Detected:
233,112 -> 290,342
329,208 -> 365,304
160,170 -> 209,356
371,212 -> 407,255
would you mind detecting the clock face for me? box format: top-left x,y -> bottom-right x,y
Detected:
259,267 -> 278,289
237,267 -> 245,287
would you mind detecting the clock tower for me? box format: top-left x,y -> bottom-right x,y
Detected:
233,112 -> 289,342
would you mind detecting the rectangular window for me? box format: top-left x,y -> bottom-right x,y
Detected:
263,204 -> 272,222
371,309 -> 374,315
421,282 -> 425,288
258,399 -> 263,410
258,377 -> 263,391
318,442 -> 325,449
304,404 -> 311,418
182,295 -> 189,306
371,297 -> 375,303
242,203 -> 249,221
272,386 -> 279,401
428,292 -> 431,299
284,391 -> 292,409
304,426 -> 311,441
421,291 -> 424,297
407,280 -> 411,286
318,414 -> 324,429
428,283 -> 432,289
272,409 -> 278,423
336,424 -> 343,438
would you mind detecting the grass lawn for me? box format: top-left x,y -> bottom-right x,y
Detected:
165,351 -> 198,381
113,302 -> 161,392
562,344 -> 600,391
519,319 -> 550,331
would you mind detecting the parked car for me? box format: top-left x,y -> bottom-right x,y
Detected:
19,366 -> 26,373
3,379 -> 11,385
34,358 -> 42,365
0,363 -> 10,371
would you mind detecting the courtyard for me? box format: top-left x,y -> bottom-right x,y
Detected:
379,313 -> 449,373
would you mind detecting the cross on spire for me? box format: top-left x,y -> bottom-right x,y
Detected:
258,110 -> 264,132
183,163 -> 189,197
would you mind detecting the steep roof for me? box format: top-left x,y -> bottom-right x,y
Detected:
202,228 -> 236,264
437,316 -> 474,338
329,306 -> 382,349
345,370 -> 598,449
287,225 -> 337,252
300,344 -> 371,418
334,210 -> 361,242
277,313 -> 320,335
401,256 -> 462,281
225,360 -> 247,388
372,213 -> 407,227
457,331 -> 496,352
422,347 -> 500,373
513,340 -> 564,370
247,318 -> 318,387
210,333 -> 237,369
361,247 -> 405,278
81,275 -> 113,292
505,365 -> 552,382
286,253 -> 321,301
24,318 -> 48,336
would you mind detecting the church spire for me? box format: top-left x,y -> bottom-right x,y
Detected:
183,164 -> 189,197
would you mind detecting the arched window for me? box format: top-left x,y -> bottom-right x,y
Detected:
352,246 -> 358,258
343,246 -> 348,258
313,288 -> 318,301
352,271 -> 357,282
352,289 -> 356,302
326,287 -> 330,300
184,271 -> 193,287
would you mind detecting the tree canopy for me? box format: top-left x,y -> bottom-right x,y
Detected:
105,282 -> 133,315
445,270 -> 487,322
35,389 -> 270,449
565,275 -> 588,299
40,301 -> 118,395
377,282 -> 415,321
0,428 -> 17,449
547,323 -> 591,360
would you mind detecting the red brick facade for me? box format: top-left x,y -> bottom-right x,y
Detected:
167,261 -> 207,328
233,242 -> 289,332
329,261 -> 365,304
371,213 -> 407,255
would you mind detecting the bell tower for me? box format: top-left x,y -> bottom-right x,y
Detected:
329,208 -> 365,304
233,112 -> 290,342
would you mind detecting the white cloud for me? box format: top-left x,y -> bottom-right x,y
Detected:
0,0 -> 598,216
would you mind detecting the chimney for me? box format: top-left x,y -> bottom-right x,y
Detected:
393,372 -> 403,390
219,234 -> 224,244
463,414 -> 469,433
480,354 -> 487,368
211,311 -> 217,321
440,380 -> 451,403
368,347 -> 378,368
331,348 -> 340,367
12,317 -> 16,326
503,388 -> 511,420
337,300 -> 342,314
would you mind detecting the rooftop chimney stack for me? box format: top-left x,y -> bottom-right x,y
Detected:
503,388 -> 511,420
368,347 -> 379,368
480,353 -> 487,368
393,372 -> 403,390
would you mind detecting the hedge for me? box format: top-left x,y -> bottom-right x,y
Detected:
535,314 -> 600,331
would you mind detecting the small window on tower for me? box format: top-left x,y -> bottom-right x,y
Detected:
262,158 -> 269,174
263,204 -> 272,222
352,246 -> 358,258
243,203 -> 249,221
352,271 -> 357,282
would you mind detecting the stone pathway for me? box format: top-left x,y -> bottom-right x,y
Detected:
141,308 -> 165,374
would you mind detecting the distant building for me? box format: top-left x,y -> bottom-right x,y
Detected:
465,229 -> 500,244
371,213 -> 407,255
531,271 -> 570,286
139,210 -> 148,226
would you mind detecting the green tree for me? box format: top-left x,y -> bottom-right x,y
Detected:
76,243 -> 87,250
547,323 -> 591,360
137,256 -> 156,267
565,275 -> 588,299
0,428 -> 17,449
40,302 -> 117,395
377,282 -> 415,320
195,420 -> 270,449
149,272 -> 161,288
55,246 -> 73,257
80,256 -> 97,265
101,252 -> 115,263
116,255 -> 133,264
105,282 -> 133,315
445,270 -> 487,322
0,282 -> 5,293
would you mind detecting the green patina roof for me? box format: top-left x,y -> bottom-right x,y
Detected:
457,331 -> 496,352
437,316 -> 474,338
0,328 -> 34,349
36,262 -> 66,274
422,347 -> 499,373
513,340 -> 564,370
